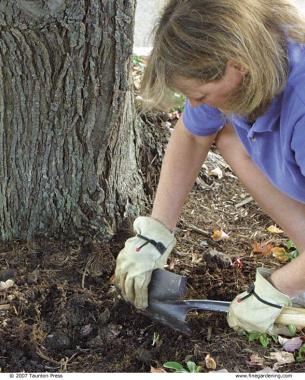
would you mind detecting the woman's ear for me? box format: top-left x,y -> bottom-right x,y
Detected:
227,59 -> 248,76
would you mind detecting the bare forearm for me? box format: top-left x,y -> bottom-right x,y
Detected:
225,152 -> 305,296
270,254 -> 305,296
152,119 -> 216,230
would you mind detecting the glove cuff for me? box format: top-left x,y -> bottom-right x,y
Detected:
254,267 -> 291,307
133,216 -> 175,247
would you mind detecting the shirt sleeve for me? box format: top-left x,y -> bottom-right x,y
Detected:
291,114 -> 305,177
182,99 -> 226,136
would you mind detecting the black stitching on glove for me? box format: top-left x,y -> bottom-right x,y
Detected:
136,234 -> 167,255
238,283 -> 282,309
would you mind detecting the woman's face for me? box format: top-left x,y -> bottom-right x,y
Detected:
174,60 -> 245,112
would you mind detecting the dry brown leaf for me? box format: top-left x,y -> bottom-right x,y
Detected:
267,225 -> 284,234
269,351 -> 295,365
150,366 -> 166,373
191,252 -> 203,264
248,354 -> 265,366
271,247 -> 286,256
252,241 -> 273,256
212,229 -> 229,241
208,167 -> 223,179
271,247 -> 289,263
255,367 -> 275,373
109,273 -> 115,285
169,258 -> 176,270
205,354 -> 217,370
0,279 -> 14,290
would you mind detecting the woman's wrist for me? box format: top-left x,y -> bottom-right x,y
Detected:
150,214 -> 176,233
269,260 -> 305,297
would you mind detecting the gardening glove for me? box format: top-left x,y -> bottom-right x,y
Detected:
115,216 -> 176,309
227,267 -> 292,335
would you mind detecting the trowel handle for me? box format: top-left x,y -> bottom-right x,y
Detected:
276,306 -> 305,328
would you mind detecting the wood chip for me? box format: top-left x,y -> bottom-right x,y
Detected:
236,196 -> 253,208
0,304 -> 10,311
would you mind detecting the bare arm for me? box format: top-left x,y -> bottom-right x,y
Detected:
151,118 -> 216,230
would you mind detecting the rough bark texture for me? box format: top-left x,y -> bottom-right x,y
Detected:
0,0 -> 148,240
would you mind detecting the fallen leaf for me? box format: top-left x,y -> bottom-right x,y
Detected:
278,336 -> 289,346
208,167 -> 223,179
252,241 -> 273,256
272,247 -> 289,262
232,258 -> 244,269
248,354 -> 265,366
255,367 -> 275,373
205,354 -> 217,370
283,337 -> 303,352
272,247 -> 289,263
150,366 -> 166,373
267,225 -> 284,234
109,273 -> 115,285
169,258 -> 176,270
212,229 -> 229,241
269,351 -> 295,365
0,279 -> 14,290
271,246 -> 286,256
191,252 -> 202,264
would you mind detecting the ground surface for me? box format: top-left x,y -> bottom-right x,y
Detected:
1,62 -> 305,374
0,132 -> 304,372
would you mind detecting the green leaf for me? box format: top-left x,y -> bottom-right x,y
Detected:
248,332 -> 260,342
259,334 -> 270,348
288,249 -> 299,261
286,240 -> 295,250
163,361 -> 187,372
186,361 -> 196,373
288,324 -> 297,336
296,344 -> 305,362
271,335 -> 278,343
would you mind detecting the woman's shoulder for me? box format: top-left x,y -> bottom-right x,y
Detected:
287,40 -> 305,86
284,40 -> 305,105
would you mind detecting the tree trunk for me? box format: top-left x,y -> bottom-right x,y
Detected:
0,0 -> 148,240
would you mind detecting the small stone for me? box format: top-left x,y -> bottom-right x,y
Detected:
87,335 -> 104,348
99,308 -> 110,325
203,249 -> 232,269
134,348 -> 153,363
0,269 -> 17,282
80,324 -> 93,337
99,323 -> 122,340
184,354 -> 195,363
200,240 -> 209,247
26,270 -> 39,285
44,331 -> 71,350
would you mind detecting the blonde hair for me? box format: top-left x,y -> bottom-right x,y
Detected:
141,0 -> 305,120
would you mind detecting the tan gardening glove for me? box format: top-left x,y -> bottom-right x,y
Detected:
227,267 -> 292,334
114,216 -> 176,309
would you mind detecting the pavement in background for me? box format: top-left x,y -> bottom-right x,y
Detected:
133,0 -> 305,55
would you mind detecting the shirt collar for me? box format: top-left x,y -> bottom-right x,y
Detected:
230,94 -> 281,138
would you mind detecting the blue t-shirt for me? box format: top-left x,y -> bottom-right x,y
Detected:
183,40 -> 305,204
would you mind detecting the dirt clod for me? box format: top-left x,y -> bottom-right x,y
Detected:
44,331 -> 71,350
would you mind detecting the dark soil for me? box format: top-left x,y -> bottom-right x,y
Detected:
0,154 -> 304,373
0,62 -> 304,373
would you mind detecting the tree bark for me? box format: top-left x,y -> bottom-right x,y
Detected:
0,0 -> 148,240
